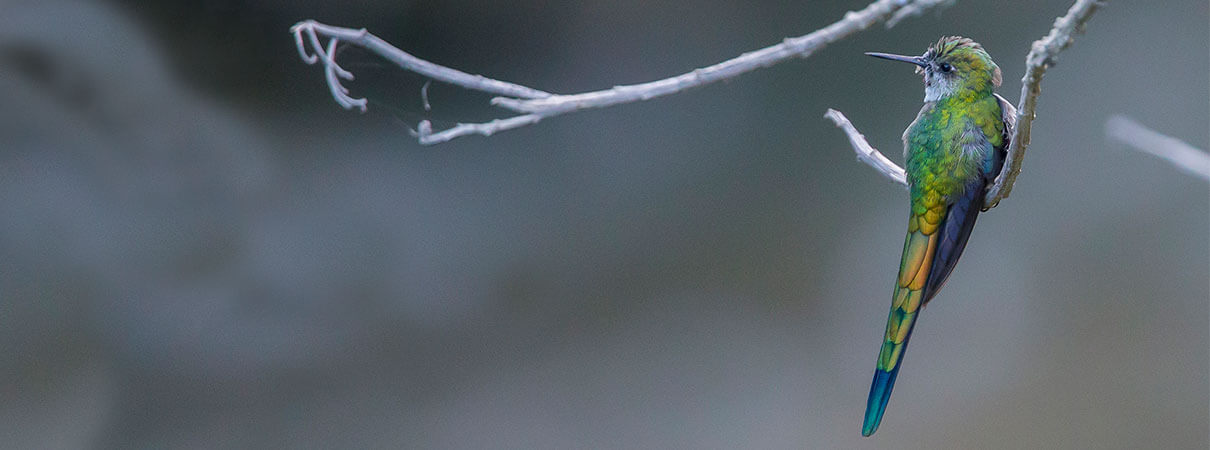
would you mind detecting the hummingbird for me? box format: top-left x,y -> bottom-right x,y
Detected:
860,36 -> 1016,436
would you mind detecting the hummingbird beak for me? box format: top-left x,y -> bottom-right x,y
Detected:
864,52 -> 927,68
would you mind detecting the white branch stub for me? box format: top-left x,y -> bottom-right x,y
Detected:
824,109 -> 908,187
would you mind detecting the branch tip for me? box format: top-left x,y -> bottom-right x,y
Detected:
823,108 -> 909,187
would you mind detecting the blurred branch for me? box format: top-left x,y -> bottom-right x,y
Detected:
291,0 -> 954,145
886,0 -> 956,27
1106,115 -> 1210,181
823,109 -> 907,187
826,0 -> 1101,209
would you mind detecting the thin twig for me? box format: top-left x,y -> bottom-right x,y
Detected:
984,0 -> 1103,208
824,109 -> 908,186
827,0 -> 1101,209
421,80 -> 432,111
412,115 -> 546,146
1106,115 -> 1210,181
291,0 -> 954,144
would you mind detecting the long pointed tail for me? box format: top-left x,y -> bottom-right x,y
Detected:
862,222 -> 937,436
862,285 -> 922,436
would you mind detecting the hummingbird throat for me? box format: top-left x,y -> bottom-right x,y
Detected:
923,74 -> 956,102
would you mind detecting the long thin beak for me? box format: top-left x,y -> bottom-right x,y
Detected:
865,52 -> 927,67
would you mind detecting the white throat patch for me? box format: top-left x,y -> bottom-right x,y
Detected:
923,75 -> 956,102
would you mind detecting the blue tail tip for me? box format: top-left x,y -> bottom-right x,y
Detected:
861,412 -> 881,437
862,369 -> 897,436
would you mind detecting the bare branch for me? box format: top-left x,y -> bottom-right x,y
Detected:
486,0 -> 946,116
983,0 -> 1103,208
823,109 -> 908,187
1106,115 -> 1210,181
291,0 -> 954,144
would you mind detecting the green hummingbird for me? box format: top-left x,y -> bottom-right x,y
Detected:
860,36 -> 1015,436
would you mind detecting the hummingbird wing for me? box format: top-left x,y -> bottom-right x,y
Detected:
980,93 -> 1016,214
924,96 -> 1012,298
994,93 -> 1017,148
920,177 -> 988,306
924,96 -> 1011,305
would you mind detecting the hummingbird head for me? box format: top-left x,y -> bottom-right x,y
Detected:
866,36 -> 1002,102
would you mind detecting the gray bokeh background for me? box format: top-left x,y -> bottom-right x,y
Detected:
1,0 -> 1206,448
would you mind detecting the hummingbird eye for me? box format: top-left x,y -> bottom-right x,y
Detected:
938,63 -> 953,73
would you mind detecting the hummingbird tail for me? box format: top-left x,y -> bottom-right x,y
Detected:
862,297 -> 920,436
862,219 -> 938,436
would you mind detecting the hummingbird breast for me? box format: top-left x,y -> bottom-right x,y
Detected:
902,95 -> 1003,205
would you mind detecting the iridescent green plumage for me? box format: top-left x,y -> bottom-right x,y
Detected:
861,37 -> 1014,436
